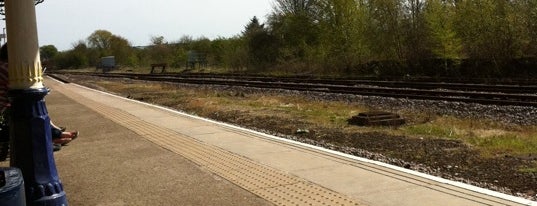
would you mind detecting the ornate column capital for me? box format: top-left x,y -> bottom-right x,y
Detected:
4,0 -> 44,89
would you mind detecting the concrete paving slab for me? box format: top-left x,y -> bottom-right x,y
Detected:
144,116 -> 211,129
179,125 -> 230,136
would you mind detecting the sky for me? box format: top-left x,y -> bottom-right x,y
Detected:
1,0 -> 274,51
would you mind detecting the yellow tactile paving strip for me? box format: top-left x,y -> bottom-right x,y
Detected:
52,83 -> 363,206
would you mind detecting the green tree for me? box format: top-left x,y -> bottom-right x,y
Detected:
148,36 -> 172,65
151,36 -> 166,45
243,16 -> 278,71
453,1 -> 525,76
269,0 -> 322,67
455,1 -> 517,60
87,30 -> 114,56
273,0 -> 320,16
191,37 -> 212,54
526,1 -> 537,57
109,35 -> 136,67
512,0 -> 537,57
424,0 -> 461,59
39,45 -> 58,61
55,40 -> 89,69
87,29 -> 136,67
366,0 -> 405,61
316,0 -> 370,73
401,0 -> 431,63
212,36 -> 248,71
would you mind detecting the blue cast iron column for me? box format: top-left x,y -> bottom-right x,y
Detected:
4,0 -> 68,205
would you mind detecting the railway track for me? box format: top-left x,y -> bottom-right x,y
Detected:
144,73 -> 537,94
49,72 -> 537,107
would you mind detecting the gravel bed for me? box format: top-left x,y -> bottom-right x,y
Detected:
191,83 -> 537,126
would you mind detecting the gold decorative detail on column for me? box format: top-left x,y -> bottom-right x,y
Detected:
8,51 -> 44,89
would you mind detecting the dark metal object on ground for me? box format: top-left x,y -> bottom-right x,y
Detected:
97,56 -> 116,73
150,63 -> 167,74
348,111 -> 405,126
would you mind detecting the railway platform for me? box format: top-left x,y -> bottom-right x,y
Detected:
13,76 -> 535,205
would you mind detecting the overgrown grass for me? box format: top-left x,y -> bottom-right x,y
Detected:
400,116 -> 537,156
233,95 -> 368,127
403,124 -> 459,139
468,134 -> 537,157
518,159 -> 537,173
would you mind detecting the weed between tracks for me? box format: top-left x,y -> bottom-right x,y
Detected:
67,75 -> 537,199
403,117 -> 537,157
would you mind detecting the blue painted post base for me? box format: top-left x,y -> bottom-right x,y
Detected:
8,88 -> 67,206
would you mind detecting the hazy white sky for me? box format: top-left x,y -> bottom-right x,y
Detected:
2,0 -> 274,51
